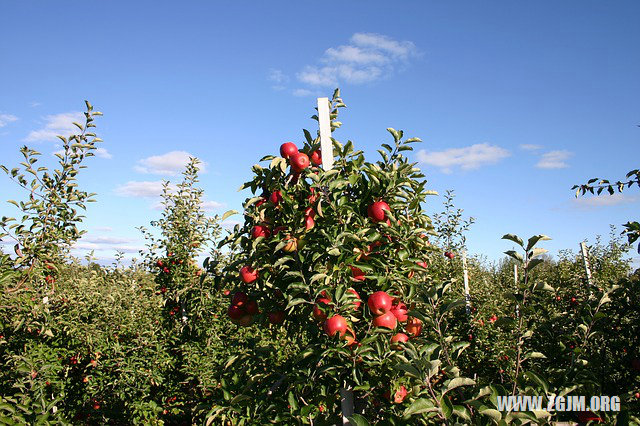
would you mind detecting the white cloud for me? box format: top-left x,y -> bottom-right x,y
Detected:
520,144 -> 542,151
0,114 -> 18,127
536,150 -> 572,169
72,233 -> 144,254
350,33 -> 417,60
30,102 -> 42,107
94,226 -> 113,232
114,181 -> 167,198
134,151 -> 205,175
292,88 -> 315,97
268,69 -> 289,90
573,193 -> 638,209
95,148 -> 113,159
222,219 -> 242,230
417,143 -> 510,174
24,112 -> 84,142
295,32 -> 418,88
202,200 -> 225,211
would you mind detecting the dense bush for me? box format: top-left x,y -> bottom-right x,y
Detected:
0,94 -> 638,424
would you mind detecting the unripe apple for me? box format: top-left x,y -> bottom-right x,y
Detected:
324,315 -> 348,338
290,152 -> 310,172
310,150 -> 322,165
252,225 -> 271,239
390,333 -> 409,350
282,236 -> 298,252
367,201 -> 391,223
367,291 -> 394,316
269,190 -> 283,206
239,266 -> 258,284
373,312 -> 397,329
280,142 -> 298,159
406,317 -> 422,337
313,298 -> 331,321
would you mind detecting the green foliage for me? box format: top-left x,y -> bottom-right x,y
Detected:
0,93 -> 638,424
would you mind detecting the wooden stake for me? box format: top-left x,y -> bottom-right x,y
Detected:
317,97 -> 334,171
580,242 -> 594,288
462,250 -> 471,316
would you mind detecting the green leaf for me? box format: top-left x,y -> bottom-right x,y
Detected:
221,210 -> 238,221
504,250 -> 524,262
526,234 -> 551,251
445,377 -> 476,394
479,408 -> 502,421
440,395 -> 453,419
502,234 -> 524,247
347,414 -> 370,426
403,398 -> 436,416
524,371 -> 549,394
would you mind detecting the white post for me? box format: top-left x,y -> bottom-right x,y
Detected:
514,264 -> 520,318
340,387 -> 354,425
319,96 -> 351,423
317,97 -> 334,171
462,250 -> 471,316
580,242 -> 594,288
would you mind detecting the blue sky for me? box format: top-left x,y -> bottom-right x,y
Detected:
1,1 -> 639,265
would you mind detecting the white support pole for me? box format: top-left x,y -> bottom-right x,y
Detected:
580,242 -> 594,288
317,97 -> 334,171
514,264 -> 520,318
340,387 -> 354,425
462,250 -> 471,316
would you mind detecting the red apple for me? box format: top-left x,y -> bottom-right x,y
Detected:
290,152 -> 310,172
343,328 -> 357,347
273,226 -> 286,236
252,225 -> 271,239
245,300 -> 259,315
373,312 -> 397,329
280,142 -> 298,159
393,386 -> 408,403
304,215 -> 315,230
416,261 -> 428,269
234,314 -> 253,327
269,190 -> 283,206
406,317 -> 422,337
350,266 -> 366,282
367,291 -> 394,316
227,304 -> 244,320
367,201 -> 391,223
239,266 -> 258,284
444,251 -> 454,259
231,291 -> 248,307
489,314 -> 498,323
390,333 -> 409,350
268,311 -> 285,325
304,207 -> 316,218
313,298 -> 331,321
348,289 -> 361,310
391,301 -> 409,322
310,150 -> 322,165
324,315 -> 348,338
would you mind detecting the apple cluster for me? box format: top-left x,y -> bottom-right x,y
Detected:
368,291 -> 423,348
